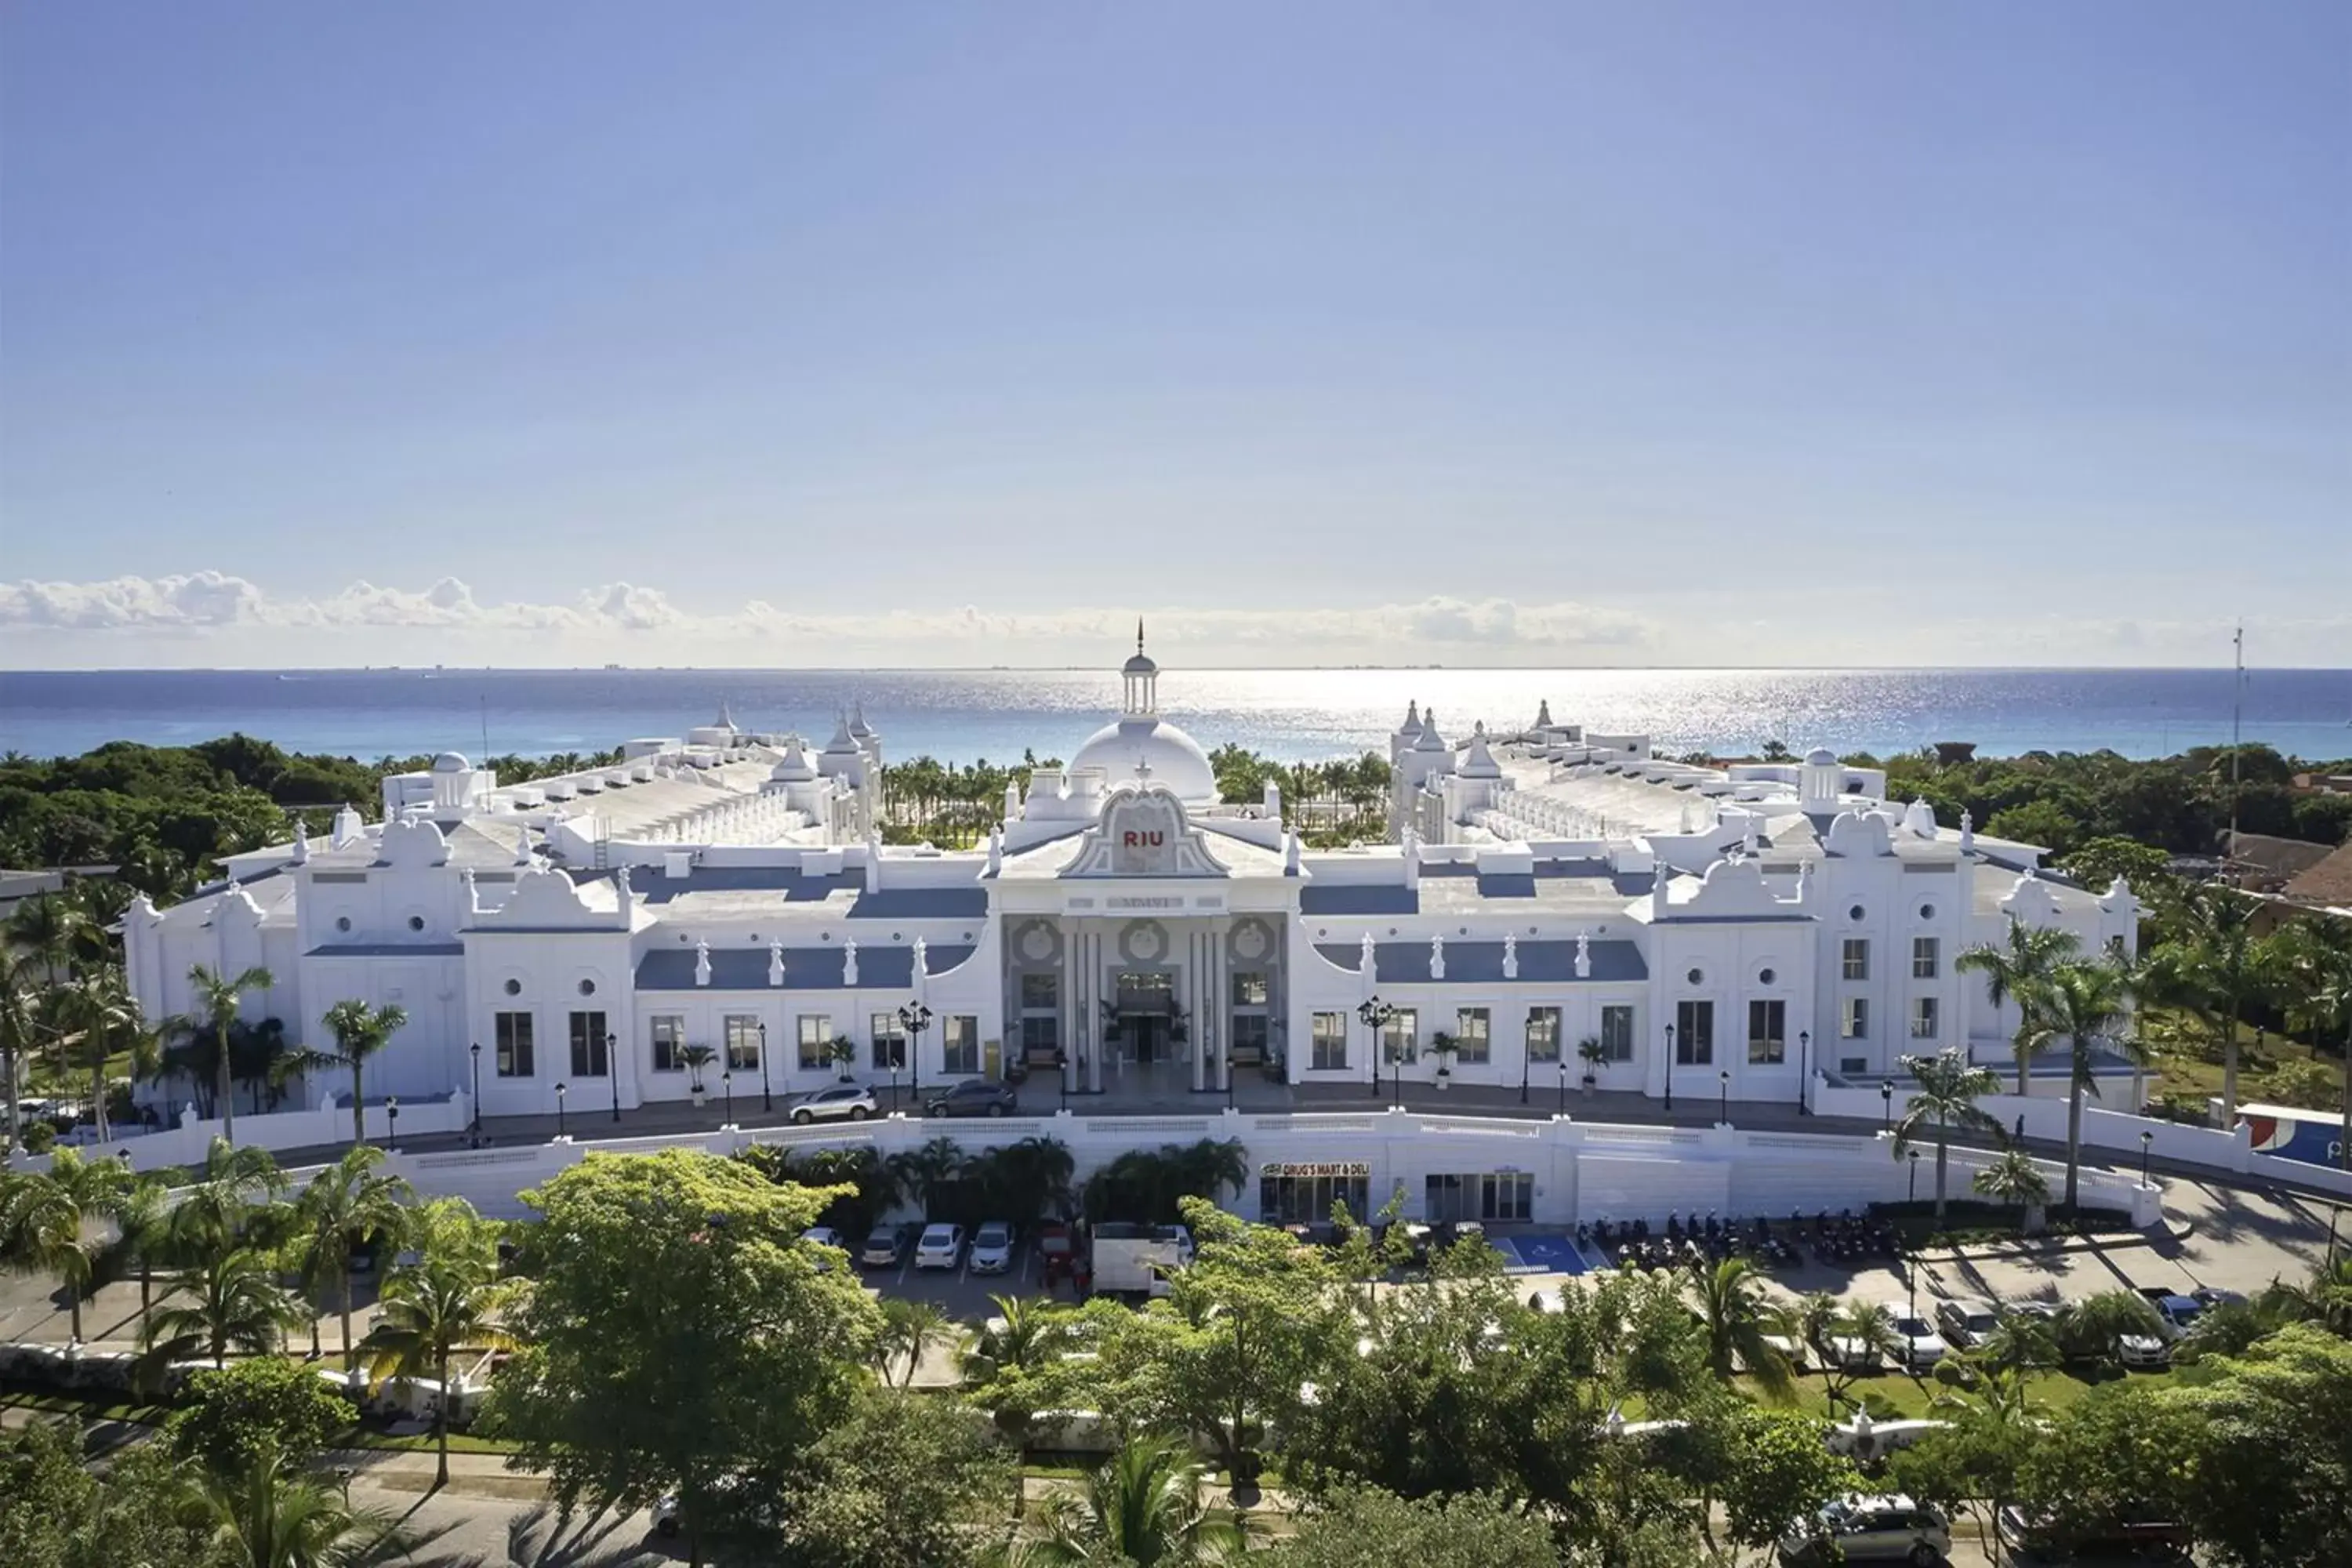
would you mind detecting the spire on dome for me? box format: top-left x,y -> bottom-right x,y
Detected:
1137,617 -> 1145,656
1120,625 -> 1159,713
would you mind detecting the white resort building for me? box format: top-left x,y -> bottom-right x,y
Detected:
122,637 -> 2140,1131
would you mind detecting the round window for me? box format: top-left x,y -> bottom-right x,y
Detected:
335,916 -> 352,933
1849,904 -> 1866,922
503,978 -> 521,996
577,978 -> 596,996
407,915 -> 426,932
1759,967 -> 1777,986
1686,967 -> 1704,986
1919,902 -> 1936,921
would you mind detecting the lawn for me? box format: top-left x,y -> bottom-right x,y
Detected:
2142,1009 -> 2347,1118
1759,1363 -> 2176,1420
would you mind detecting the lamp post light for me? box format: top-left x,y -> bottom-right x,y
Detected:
1881,1079 -> 1894,1133
2140,1128 -> 2155,1188
1519,1027 -> 1531,1106
606,1034 -> 620,1123
468,1042 -> 481,1134
1907,1146 -> 1921,1203
1557,1056 -> 1568,1116
385,1096 -> 398,1153
1663,1024 -> 1675,1112
1907,1148 -> 1922,1325
1356,997 -> 1395,1101
554,1082 -> 567,1141
897,1003 -> 932,1112
759,1021 -> 773,1114
1795,1031 -> 1809,1116
1054,1048 -> 1069,1114
1718,1069 -> 1730,1127
722,1069 -> 734,1126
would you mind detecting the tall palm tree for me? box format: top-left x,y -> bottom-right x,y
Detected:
2258,1254 -> 2352,1338
140,1247 -> 307,1378
0,1147 -> 132,1343
967,1292 -> 1075,1380
1970,1148 -> 2053,1235
2024,959 -> 2144,1210
58,967 -> 162,1144
359,1250 -> 520,1487
107,1171 -> 176,1333
1016,1436 -> 1255,1566
185,963 -> 275,1141
295,1146 -> 414,1381
873,1297 -> 957,1390
1956,921 -> 2080,1094
170,1139 -> 292,1272
1891,1047 -> 2005,1220
8,890 -> 89,988
887,1134 -> 967,1221
178,1439 -> 413,1568
0,950 -> 45,1152
2149,879 -> 2260,1123
1689,1255 -> 1795,1399
315,1000 -> 409,1148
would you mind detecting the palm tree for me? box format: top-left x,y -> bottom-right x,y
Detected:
887,1134 -> 967,1221
2053,1290 -> 2164,1370
1970,1148 -> 2052,1235
1891,1047 -> 2005,1220
873,1297 -> 957,1390
2024,959 -> 2144,1210
0,951 -> 47,1152
2259,1254 -> 2352,1338
1972,1308 -> 2062,1374
295,1146 -> 414,1381
2149,879 -> 2260,1123
58,967 -> 162,1144
170,1139 -> 292,1272
107,1171 -> 176,1333
140,1247 -> 307,1378
1171,1138 -> 1249,1207
1689,1256 -> 1795,1399
179,1439 -> 413,1568
1956,921 -> 2080,1094
315,1000 -> 410,1147
8,890 -> 89,988
359,1249 -> 520,1486
185,963 -> 275,1141
0,1148 -> 132,1343
1017,1436 -> 1255,1566
967,1292 -> 1074,1380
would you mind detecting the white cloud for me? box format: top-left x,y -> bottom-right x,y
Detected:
0,570 -> 270,630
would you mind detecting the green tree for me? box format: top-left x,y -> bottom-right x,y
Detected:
0,951 -> 45,1151
183,961 -> 274,1138
314,1000 -> 409,1148
1890,1362 -> 2047,1559
2051,1290 -> 2165,1372
486,1149 -> 880,1568
2024,959 -> 2145,1210
178,1440 -> 414,1568
1970,1148 -> 2053,1234
0,1146 -> 132,1343
168,1356 -> 358,1479
2161,1323 -> 2352,1566
292,1145 -> 413,1381
1018,1436 -> 1257,1566
1690,1256 -> 1795,1399
874,1297 -> 959,1391
1956,921 -> 2081,1095
1703,1408 -> 1859,1559
0,1420 -> 212,1568
2145,880 -> 2260,1123
138,1247 -> 307,1381
358,1198 -> 517,1488
1892,1047 -> 2005,1220
1260,1485 -> 1559,1568
56,966 -> 161,1144
168,1138 -> 291,1271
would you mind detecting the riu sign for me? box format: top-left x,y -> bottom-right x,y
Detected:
1122,829 -> 1166,848
1108,794 -> 1183,875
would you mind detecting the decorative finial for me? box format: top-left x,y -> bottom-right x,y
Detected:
1137,617 -> 1145,655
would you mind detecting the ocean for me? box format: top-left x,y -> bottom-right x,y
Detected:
2,666 -> 2348,767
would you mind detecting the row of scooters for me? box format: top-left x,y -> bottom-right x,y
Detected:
1578,1209 -> 1902,1271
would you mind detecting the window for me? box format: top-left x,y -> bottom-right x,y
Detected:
1842,939 -> 1871,982
795,1014 -> 829,1071
1021,973 -> 1058,1009
494,1011 -> 535,1077
1018,974 -> 1059,1061
1480,1172 -> 1534,1223
1599,1004 -> 1635,1062
1842,997 -> 1869,1039
568,1011 -> 608,1077
649,1014 -> 686,1073
1424,1174 -> 1471,1223
1911,937 -> 1939,979
1381,1007 -> 1419,1064
1311,1011 -> 1348,1071
1748,998 -> 1787,1064
1910,996 -> 1940,1040
1231,971 -> 1269,1007
1525,1006 -> 1562,1063
941,1015 -> 980,1075
1454,1007 -> 1490,1065
1675,1000 -> 1714,1065
870,1012 -> 907,1071
1230,971 -> 1269,1063
501,977 -> 520,996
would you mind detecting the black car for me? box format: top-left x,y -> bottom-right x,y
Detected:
924,1080 -> 1018,1118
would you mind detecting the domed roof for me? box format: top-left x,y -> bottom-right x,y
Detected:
1804,747 -> 1838,768
1069,715 -> 1218,807
432,751 -> 470,773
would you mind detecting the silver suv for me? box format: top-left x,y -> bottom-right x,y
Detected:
1780,1494 -> 1951,1566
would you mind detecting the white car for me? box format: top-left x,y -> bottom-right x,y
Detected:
1884,1306 -> 1950,1369
1933,1298 -> 1999,1348
969,1221 -> 1016,1275
789,1084 -> 877,1124
913,1223 -> 965,1271
2117,1328 -> 2172,1370
800,1225 -> 844,1251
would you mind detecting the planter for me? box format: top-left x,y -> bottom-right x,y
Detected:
1436,1072 -> 1451,1091
1581,1076 -> 1596,1097
691,1087 -> 706,1108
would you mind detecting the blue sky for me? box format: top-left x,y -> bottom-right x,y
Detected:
3,2 -> 2347,668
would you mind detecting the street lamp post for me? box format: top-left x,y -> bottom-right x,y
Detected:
1557,1056 -> 1567,1116
1663,1024 -> 1676,1112
1907,1148 -> 1922,1325
1907,1146 -> 1920,1203
606,1034 -> 620,1123
468,1042 -> 481,1135
1519,1028 -> 1530,1105
385,1096 -> 398,1152
1054,1048 -> 1069,1114
1718,1069 -> 1730,1127
759,1021 -> 772,1114
1795,1031 -> 1809,1116
2140,1128 -> 2154,1188
1881,1079 -> 1894,1133
723,1069 -> 734,1126
1356,997 -> 1395,1101
554,1082 -> 567,1141
898,1003 -> 932,1112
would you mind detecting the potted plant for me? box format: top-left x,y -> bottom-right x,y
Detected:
826,1035 -> 859,1083
681,1043 -> 717,1107
1429,1030 -> 1457,1089
1577,1036 -> 1606,1095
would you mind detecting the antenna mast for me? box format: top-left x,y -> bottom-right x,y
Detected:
2227,622 -> 2243,863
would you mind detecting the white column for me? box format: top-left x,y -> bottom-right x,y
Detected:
1059,921 -> 1076,1095
1215,919 -> 1232,1093
1189,927 -> 1207,1093
1086,927 -> 1104,1094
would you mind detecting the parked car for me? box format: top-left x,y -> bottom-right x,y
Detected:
2139,1290 -> 2205,1340
800,1225 -> 845,1267
2190,1287 -> 2247,1312
970,1221 -> 1017,1275
859,1225 -> 913,1269
1933,1298 -> 2000,1348
914,1223 -> 966,1270
1778,1494 -> 1951,1565
924,1080 -> 1018,1118
789,1084 -> 877,1124
1886,1307 -> 1951,1370
1995,1504 -> 2192,1565
2117,1327 -> 2172,1370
